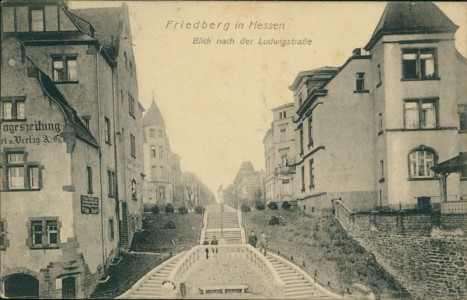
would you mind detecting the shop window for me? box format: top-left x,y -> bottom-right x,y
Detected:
402,48 -> 437,80
28,217 -> 60,249
1,97 -> 26,121
404,99 -> 438,129
52,55 -> 78,82
2,150 -> 42,191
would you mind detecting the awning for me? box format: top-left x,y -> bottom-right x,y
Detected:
431,152 -> 467,174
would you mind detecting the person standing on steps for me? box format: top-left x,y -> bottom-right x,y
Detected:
203,239 -> 210,259
248,231 -> 258,248
259,230 -> 269,256
211,235 -> 218,258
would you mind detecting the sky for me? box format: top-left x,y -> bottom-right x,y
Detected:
70,1 -> 467,199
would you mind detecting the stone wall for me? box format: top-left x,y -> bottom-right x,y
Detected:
344,213 -> 467,299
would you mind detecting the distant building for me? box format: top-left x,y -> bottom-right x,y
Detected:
232,162 -> 263,207
0,1 -> 144,298
263,103 -> 296,204
289,2 -> 466,214
143,98 -> 181,206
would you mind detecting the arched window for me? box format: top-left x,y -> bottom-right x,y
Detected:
131,179 -> 137,200
408,146 -> 437,178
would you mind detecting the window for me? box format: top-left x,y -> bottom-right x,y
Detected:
86,166 -> 93,194
151,145 -> 156,158
299,128 -> 304,155
82,116 -> 90,129
130,61 -> 133,77
158,129 -> 163,138
109,219 -> 114,240
1,97 -> 26,121
379,160 -> 385,182
159,146 -> 163,158
459,112 -> 467,132
128,93 -> 135,117
309,159 -> 315,189
30,7 -> 45,32
108,170 -> 116,197
52,56 -> 78,83
281,153 -> 288,166
402,48 -> 437,80
308,116 -> 313,146
130,134 -> 136,158
131,180 -> 137,200
279,112 -> 283,119
283,111 -> 287,118
104,117 -> 111,144
409,148 -> 436,179
124,52 -> 128,70
280,128 -> 286,142
301,166 -> 305,192
404,99 -> 437,129
0,220 -> 8,250
151,165 -> 157,179
355,72 -> 366,91
377,64 -> 382,86
28,218 -> 60,249
3,150 -> 41,191
378,113 -> 383,134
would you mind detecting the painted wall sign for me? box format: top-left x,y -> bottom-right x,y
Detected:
1,121 -> 64,145
80,196 -> 99,214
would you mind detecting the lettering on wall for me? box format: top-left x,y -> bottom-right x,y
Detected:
1,121 -> 64,145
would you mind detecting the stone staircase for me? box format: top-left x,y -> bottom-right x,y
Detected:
203,205 -> 244,244
267,253 -> 333,299
204,229 -> 242,244
206,212 -> 239,229
121,253 -> 183,299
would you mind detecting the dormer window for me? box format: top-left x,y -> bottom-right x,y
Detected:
30,7 -> 45,32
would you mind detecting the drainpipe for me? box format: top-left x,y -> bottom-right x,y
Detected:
96,45 -> 107,272
111,58 -> 121,250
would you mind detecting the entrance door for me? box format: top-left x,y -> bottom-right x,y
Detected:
4,273 -> 39,298
62,277 -> 76,299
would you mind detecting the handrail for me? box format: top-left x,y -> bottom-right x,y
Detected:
333,199 -> 355,231
237,209 -> 247,244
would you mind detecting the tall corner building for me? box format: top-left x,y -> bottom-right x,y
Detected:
0,0 -> 144,298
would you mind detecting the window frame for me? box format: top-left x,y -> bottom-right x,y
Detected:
2,149 -> 42,191
407,146 -> 438,180
299,127 -> 304,156
0,219 -> 9,250
29,6 -> 45,32
104,117 -> 112,145
354,72 -> 368,92
300,165 -> 305,193
307,116 -> 313,147
130,134 -> 136,158
1,97 -> 26,121
86,165 -> 93,194
150,145 -> 156,158
403,98 -> 439,129
309,159 -> 315,190
51,55 -> 78,83
401,48 -> 439,80
109,218 -> 115,241
131,179 -> 137,200
28,217 -> 61,249
107,170 -> 116,198
128,93 -> 136,118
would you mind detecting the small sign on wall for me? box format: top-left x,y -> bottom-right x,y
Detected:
81,196 -> 99,214
56,278 -> 62,290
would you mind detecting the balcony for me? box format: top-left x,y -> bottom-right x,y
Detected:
274,165 -> 295,176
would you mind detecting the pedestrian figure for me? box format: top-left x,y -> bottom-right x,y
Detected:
203,239 -> 209,259
259,230 -> 269,256
211,235 -> 218,258
248,231 -> 258,248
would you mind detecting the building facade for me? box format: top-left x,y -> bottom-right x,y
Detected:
0,1 -> 144,298
143,98 -> 181,206
289,2 -> 466,214
232,161 -> 264,208
263,103 -> 296,204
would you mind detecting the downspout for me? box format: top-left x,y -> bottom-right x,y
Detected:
96,44 -> 107,272
111,57 -> 122,249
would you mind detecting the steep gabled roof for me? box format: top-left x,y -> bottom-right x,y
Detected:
365,2 -> 458,50
70,6 -> 124,59
143,99 -> 165,127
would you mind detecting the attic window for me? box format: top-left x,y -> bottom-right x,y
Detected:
30,7 -> 45,32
